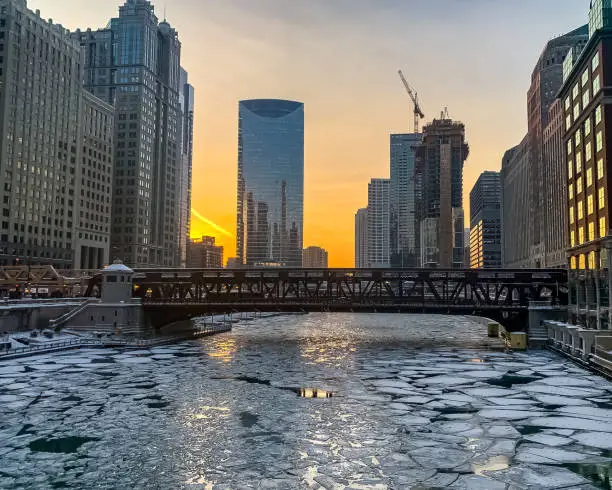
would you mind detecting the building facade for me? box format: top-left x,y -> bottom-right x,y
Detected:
561,0 -> 612,328
177,69 -> 194,268
367,179 -> 390,268
75,0 -> 184,268
469,171 -> 502,269
236,99 -> 304,267
73,91 -> 114,269
542,99 -> 569,268
390,133 -> 421,267
415,117 -> 469,268
355,208 -> 368,268
501,138 -> 532,268
0,1 -> 93,269
302,246 -> 328,268
186,236 -> 223,269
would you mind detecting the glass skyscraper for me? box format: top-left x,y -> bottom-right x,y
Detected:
236,99 -> 304,267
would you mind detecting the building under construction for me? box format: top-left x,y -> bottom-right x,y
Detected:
415,117 -> 469,268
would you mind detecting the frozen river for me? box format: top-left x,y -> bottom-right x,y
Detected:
0,313 -> 611,489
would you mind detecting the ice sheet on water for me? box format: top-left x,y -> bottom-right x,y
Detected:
486,463 -> 590,488
460,370 -> 506,379
485,397 -> 538,406
409,446 -> 472,470
419,375 -> 474,385
524,434 -> 572,447
0,365 -> 25,375
520,384 -> 604,398
557,406 -> 612,421
115,357 -> 153,364
451,474 -> 507,489
486,425 -> 521,439
478,409 -> 540,420
533,394 -> 595,406
515,444 -> 595,464
461,387 -> 519,398
523,416 -> 612,433
571,431 -> 612,449
394,396 -> 432,405
537,376 -> 597,387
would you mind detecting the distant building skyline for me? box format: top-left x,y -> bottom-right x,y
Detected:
354,208 -> 368,268
187,236 -> 223,269
302,246 -> 328,268
236,99 -> 304,268
469,171 -> 502,269
367,179 -> 390,268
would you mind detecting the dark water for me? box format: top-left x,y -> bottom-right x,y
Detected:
0,313 -> 611,489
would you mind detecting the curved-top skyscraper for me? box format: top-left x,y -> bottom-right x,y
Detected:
237,99 -> 304,267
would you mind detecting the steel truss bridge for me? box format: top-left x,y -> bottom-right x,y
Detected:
86,268 -> 568,330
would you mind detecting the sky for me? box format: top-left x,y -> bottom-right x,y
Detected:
30,0 -> 590,267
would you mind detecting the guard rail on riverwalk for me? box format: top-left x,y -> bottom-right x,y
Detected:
0,322 -> 232,360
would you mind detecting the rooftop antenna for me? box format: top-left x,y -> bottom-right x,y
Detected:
163,2 -> 167,22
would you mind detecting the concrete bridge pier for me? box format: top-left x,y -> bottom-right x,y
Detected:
527,303 -> 567,347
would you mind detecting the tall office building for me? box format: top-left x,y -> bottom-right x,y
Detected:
560,0 -> 612,328
469,172 -> 502,269
501,139 -> 531,268
527,25 -> 588,267
178,69 -> 194,268
415,117 -> 469,268
390,133 -> 421,267
74,92 -> 114,270
0,0 -> 113,269
367,179 -> 390,268
302,246 -> 328,268
542,99 -> 568,268
74,0 -> 184,267
355,208 -> 368,268
236,99 -> 304,267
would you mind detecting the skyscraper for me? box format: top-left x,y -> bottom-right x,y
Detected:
390,133 -> 421,267
0,0 -> 113,269
74,0 -> 185,267
469,172 -> 502,269
368,179 -> 391,268
178,69 -> 195,268
236,99 -> 304,267
355,208 -> 368,268
187,236 -> 223,269
415,117 -> 469,268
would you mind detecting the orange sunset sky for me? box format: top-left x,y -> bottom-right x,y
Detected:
31,0 -> 589,266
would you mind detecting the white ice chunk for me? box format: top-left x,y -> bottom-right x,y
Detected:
571,431 -> 612,449
523,416 -> 612,433
419,375 -> 474,385
533,394 -> 595,406
515,445 -> 593,463
478,409 -> 537,420
524,434 -> 572,447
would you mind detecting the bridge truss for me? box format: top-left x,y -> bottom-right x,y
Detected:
115,268 -> 567,309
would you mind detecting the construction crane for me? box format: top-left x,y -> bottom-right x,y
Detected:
398,69 -> 425,133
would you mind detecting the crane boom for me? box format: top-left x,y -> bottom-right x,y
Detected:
398,69 -> 425,133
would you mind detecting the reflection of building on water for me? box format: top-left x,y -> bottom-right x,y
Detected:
207,337 -> 237,363
297,388 -> 333,399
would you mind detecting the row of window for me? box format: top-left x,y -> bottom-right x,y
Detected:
570,217 -> 607,247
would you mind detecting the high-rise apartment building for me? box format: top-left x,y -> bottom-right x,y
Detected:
367,179 -> 390,268
390,133 -> 421,267
415,117 -> 469,268
186,236 -> 223,269
178,69 -> 194,268
74,0 -> 184,268
302,246 -> 328,268
0,0 -> 113,269
74,91 -> 114,269
355,208 -> 368,268
560,0 -> 612,328
236,99 -> 304,267
469,172 -> 502,269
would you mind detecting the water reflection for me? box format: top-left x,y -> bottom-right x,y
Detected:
206,337 -> 236,363
295,388 -> 334,398
473,455 -> 510,475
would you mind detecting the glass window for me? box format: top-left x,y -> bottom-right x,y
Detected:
587,167 -> 593,186
571,256 -> 577,269
571,231 -> 576,247
598,158 -> 604,179
586,142 -> 592,162
573,83 -> 579,100
593,74 -> 601,95
574,104 -> 580,121
600,217 -> 607,238
577,152 -> 582,173
596,105 -> 602,125
579,227 -> 585,244
583,89 -> 590,108
588,194 -> 594,215
566,115 -> 572,131
577,176 -> 583,194
582,68 -> 589,87
567,140 -> 573,155
593,52 -> 600,72
597,131 -> 603,152
568,158 -> 574,178
589,222 -> 595,241
579,254 -> 586,269
589,250 -> 596,269
565,96 -> 571,111
575,129 -> 581,147
585,118 -> 591,137
599,187 -> 605,209
578,201 -> 584,219
569,184 -> 574,200
570,205 -> 575,224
